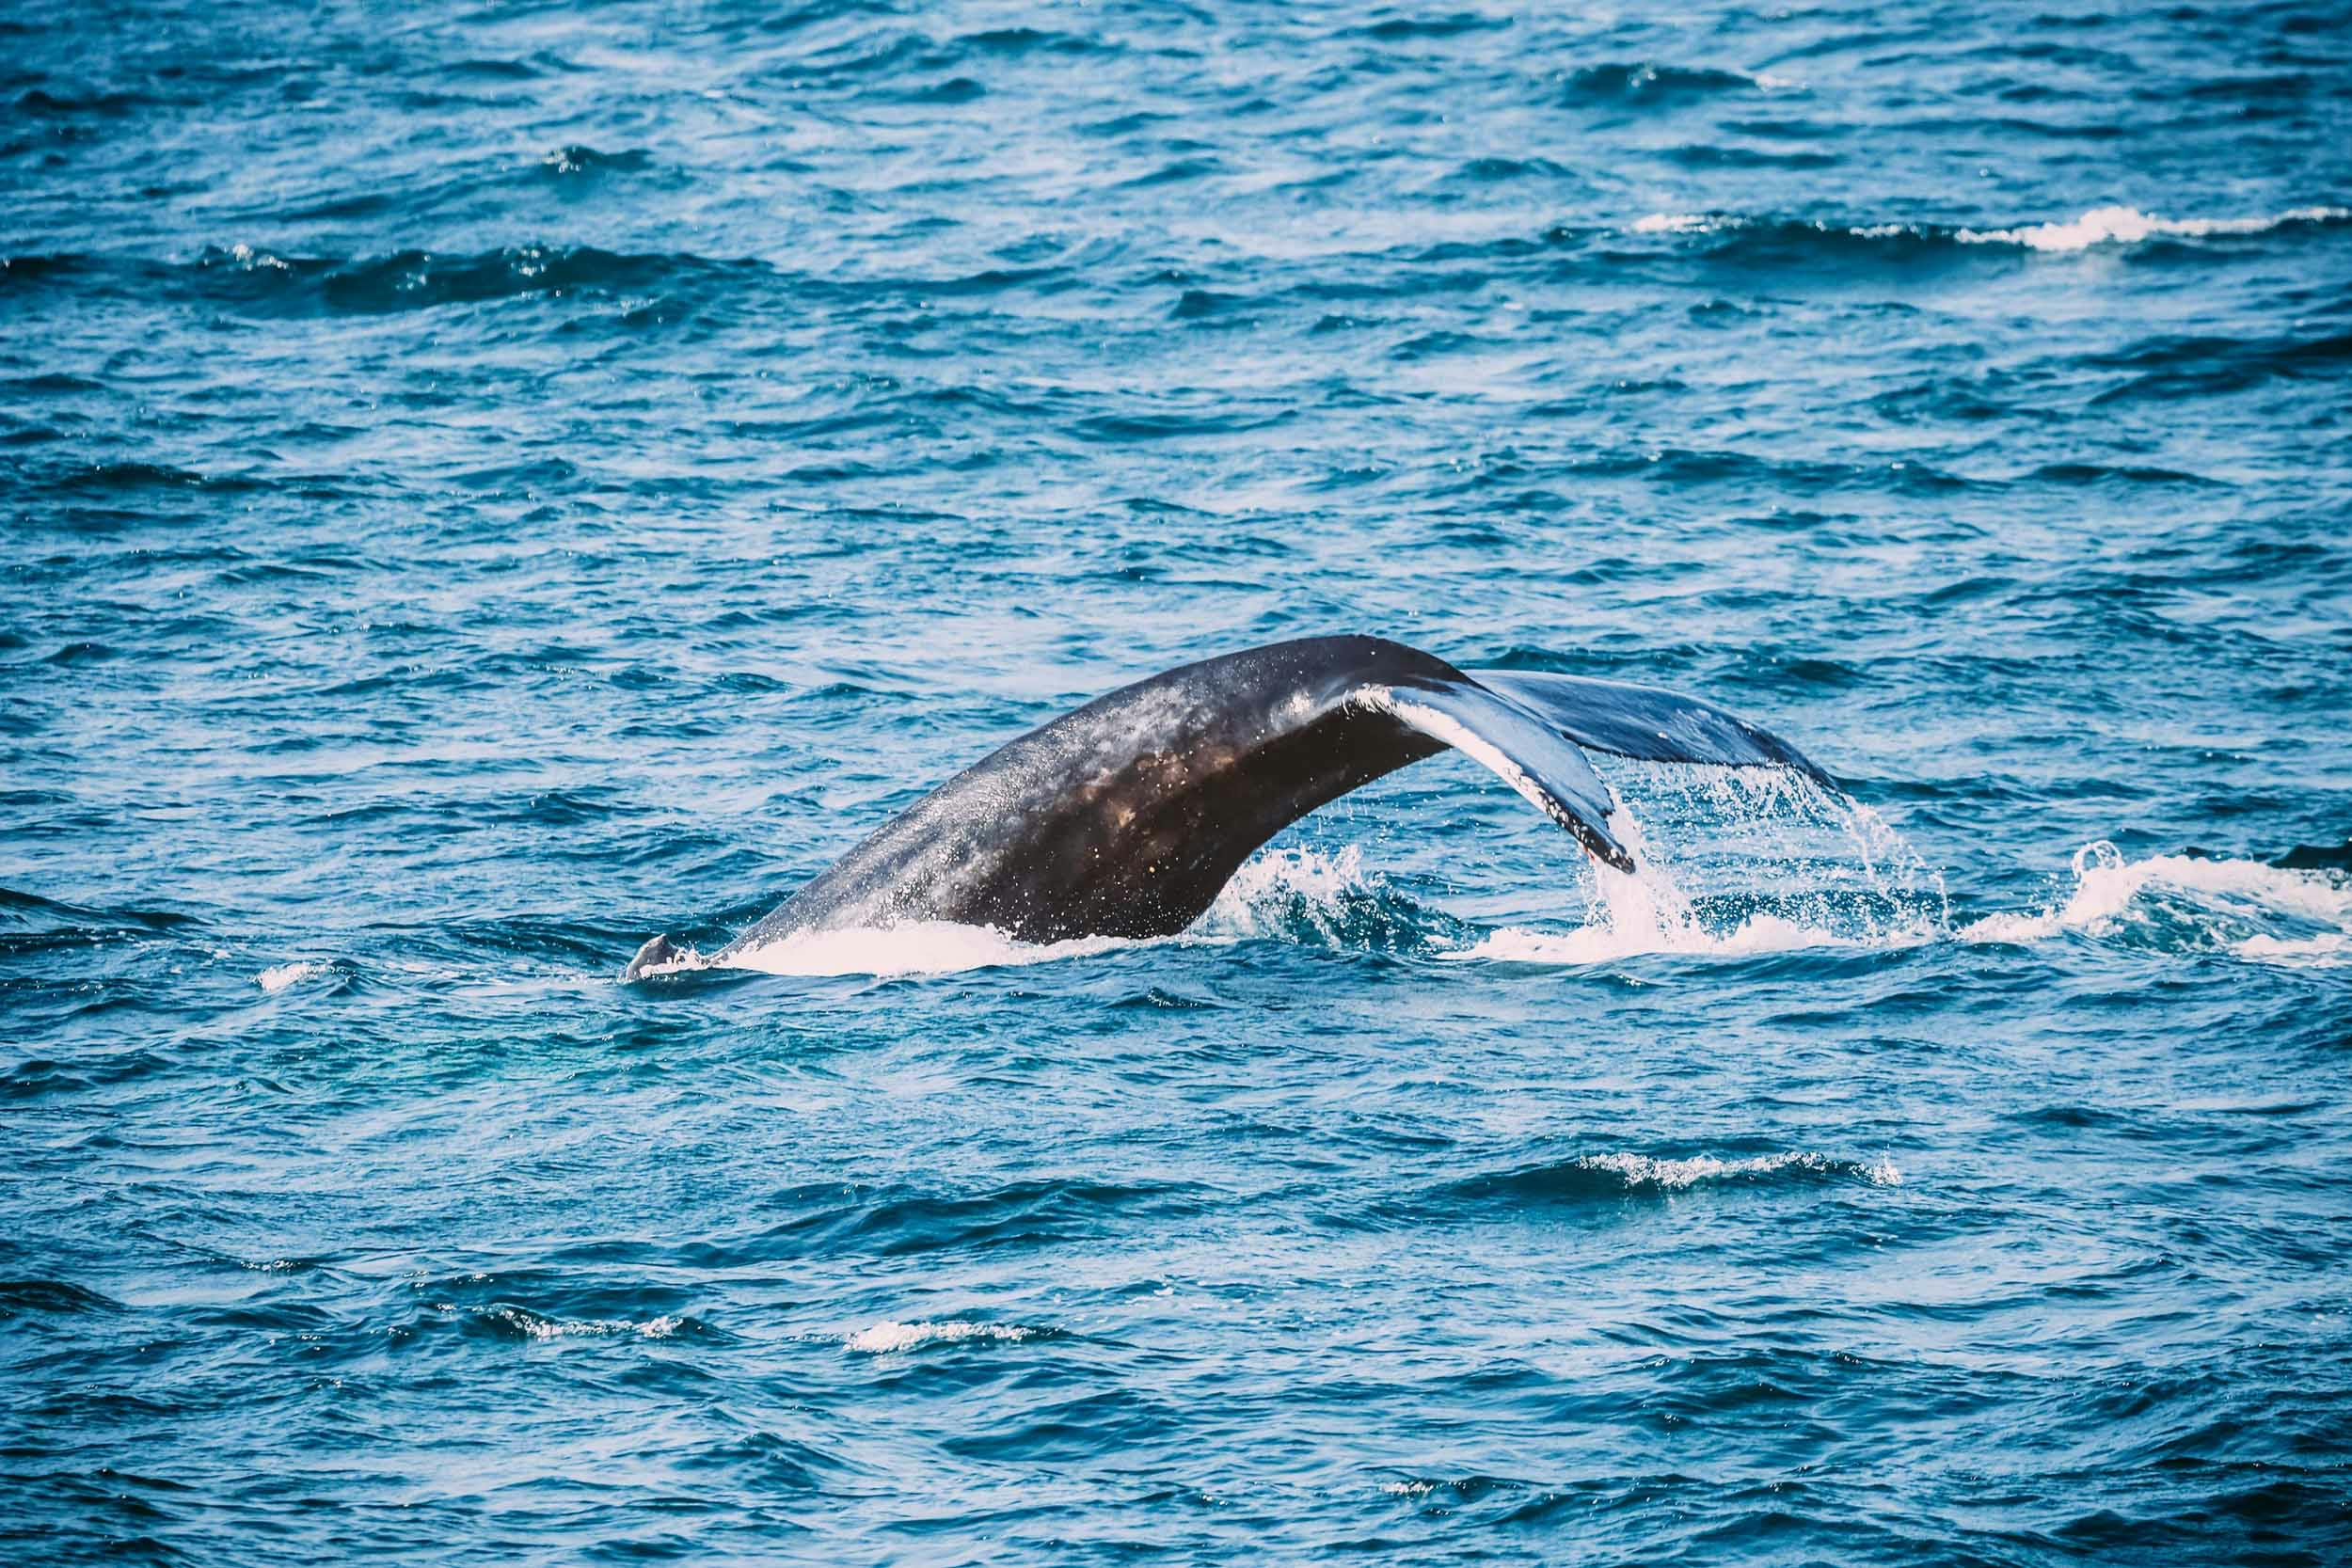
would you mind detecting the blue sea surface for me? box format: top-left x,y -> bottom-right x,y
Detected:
6,1 -> 2352,1561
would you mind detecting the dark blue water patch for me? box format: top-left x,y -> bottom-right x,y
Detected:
534,145 -> 653,179
1425,1149 -> 1896,1210
1450,155 -> 1578,184
1560,62 -> 1767,107
2086,327 -> 2352,403
1661,144 -> 1844,170
0,1278 -> 127,1317
955,26 -> 1110,58
205,244 -> 763,317
885,75 -> 979,105
1169,287 -> 1249,322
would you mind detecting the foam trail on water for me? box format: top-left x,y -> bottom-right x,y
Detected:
707,848 -> 1382,977
482,1307 -> 687,1342
721,924 -> 1138,977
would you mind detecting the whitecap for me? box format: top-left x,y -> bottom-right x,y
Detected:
488,1306 -> 685,1341
256,960 -> 328,993
1580,1149 -> 1902,1190
1632,212 -> 1719,234
1956,203 -> 2349,252
1960,841 -> 2351,966
846,1320 -> 1039,1354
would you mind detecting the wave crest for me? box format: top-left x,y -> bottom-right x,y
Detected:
475,1306 -> 691,1342
845,1320 -> 1043,1354
1445,1149 -> 1901,1204
1962,843 -> 2351,966
1956,204 -> 2350,252
1564,63 -> 1779,105
1626,204 -> 2349,257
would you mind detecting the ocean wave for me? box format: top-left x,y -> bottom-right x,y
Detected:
1459,910 -> 1913,964
289,244 -> 750,316
1562,63 -> 1784,106
749,1177 -> 1203,1261
473,1305 -> 693,1342
1443,1149 -> 1901,1204
45,459 -> 270,495
1627,204 -> 2349,259
0,887 -> 199,957
845,1320 -> 1044,1354
1956,204 -> 2351,252
1381,1474 -> 1525,1500
536,145 -> 651,178
2083,325 -> 2352,404
1961,843 -> 2352,968
256,960 -> 331,993
0,1277 -> 126,1316
954,26 -> 1109,57
1191,845 -> 1444,951
45,243 -> 768,319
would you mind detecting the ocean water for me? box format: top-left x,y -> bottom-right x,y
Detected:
5,0 -> 2351,1560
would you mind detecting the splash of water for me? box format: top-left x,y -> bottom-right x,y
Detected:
724,923 -> 1136,978
707,847 -> 1392,977
640,789 -> 2344,978
1962,841 -> 2351,967
1458,767 -> 1947,963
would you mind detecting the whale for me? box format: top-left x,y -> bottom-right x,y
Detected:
623,635 -> 1829,978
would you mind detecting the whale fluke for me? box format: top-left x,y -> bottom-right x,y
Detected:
623,636 -> 1830,977
1468,669 -> 1833,784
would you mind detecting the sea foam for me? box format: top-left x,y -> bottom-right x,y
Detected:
846,1320 -> 1041,1354
1626,204 -> 2348,252
1956,203 -> 2349,252
256,960 -> 329,993
1961,841 -> 2351,966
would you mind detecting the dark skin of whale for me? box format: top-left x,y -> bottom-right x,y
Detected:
625,635 -> 1829,976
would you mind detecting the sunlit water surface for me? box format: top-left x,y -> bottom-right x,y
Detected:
5,1 -> 2350,1562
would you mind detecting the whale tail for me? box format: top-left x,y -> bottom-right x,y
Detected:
687,636 -> 1834,958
